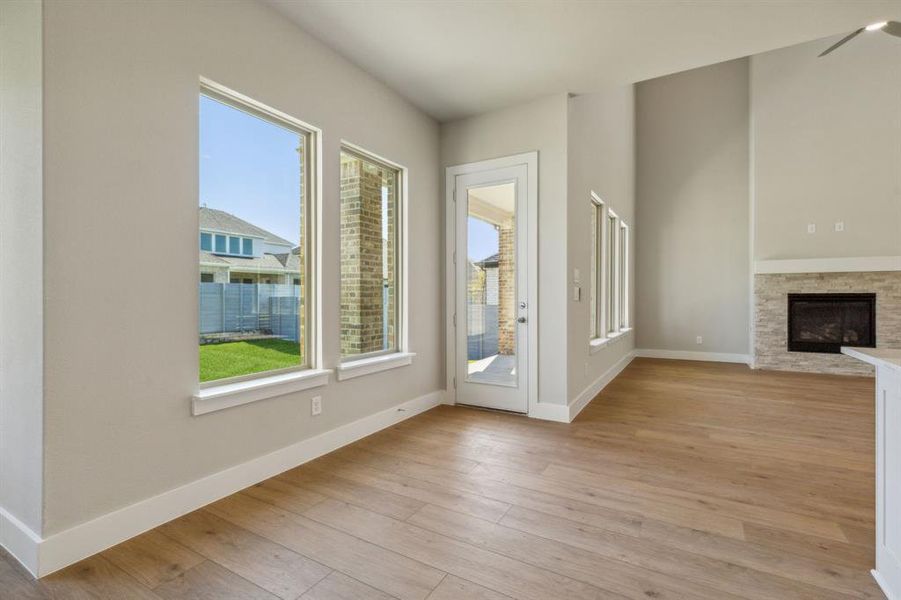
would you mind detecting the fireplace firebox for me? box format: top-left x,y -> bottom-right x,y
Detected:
787,293 -> 875,353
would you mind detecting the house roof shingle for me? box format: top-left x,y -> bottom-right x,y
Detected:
475,253 -> 499,267
199,251 -> 301,273
199,207 -> 295,247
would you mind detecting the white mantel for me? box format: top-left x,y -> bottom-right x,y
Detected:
755,256 -> 901,275
842,346 -> 901,600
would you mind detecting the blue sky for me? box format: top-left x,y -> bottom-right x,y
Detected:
201,93 -> 498,260
468,216 -> 498,262
199,95 -> 301,245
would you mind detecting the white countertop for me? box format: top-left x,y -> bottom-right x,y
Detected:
841,347 -> 901,372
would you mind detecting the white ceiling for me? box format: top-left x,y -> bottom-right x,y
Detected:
265,0 -> 901,122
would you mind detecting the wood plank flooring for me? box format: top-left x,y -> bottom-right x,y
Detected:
0,359 -> 884,599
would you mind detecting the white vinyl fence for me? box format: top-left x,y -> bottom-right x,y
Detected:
199,283 -> 300,342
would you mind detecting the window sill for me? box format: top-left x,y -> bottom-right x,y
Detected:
337,352 -> 416,381
590,328 -> 633,354
589,337 -> 611,354
192,368 -> 331,416
607,327 -> 633,340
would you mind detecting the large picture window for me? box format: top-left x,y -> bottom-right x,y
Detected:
198,85 -> 312,383
339,146 -> 402,360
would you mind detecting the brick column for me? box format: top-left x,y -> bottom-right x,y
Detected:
497,219 -> 515,355
384,171 -> 396,350
340,156 -> 385,355
296,142 -> 306,362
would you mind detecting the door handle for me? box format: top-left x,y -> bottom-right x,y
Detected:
517,317 -> 527,323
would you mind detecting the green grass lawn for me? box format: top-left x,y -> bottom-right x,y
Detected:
199,338 -> 301,382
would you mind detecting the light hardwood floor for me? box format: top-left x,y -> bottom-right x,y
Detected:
1,359 -> 885,599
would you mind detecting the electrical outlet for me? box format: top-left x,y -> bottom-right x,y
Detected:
807,223 -> 816,234
835,221 -> 845,232
311,396 -> 322,416
696,336 -> 703,345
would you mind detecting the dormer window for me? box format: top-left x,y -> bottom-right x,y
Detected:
200,233 -> 257,257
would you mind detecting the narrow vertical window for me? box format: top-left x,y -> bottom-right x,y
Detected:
619,222 -> 629,329
198,85 -> 314,383
589,193 -> 605,340
606,210 -> 619,335
339,146 -> 403,360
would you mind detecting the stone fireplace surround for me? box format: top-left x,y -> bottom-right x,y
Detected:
754,271 -> 901,376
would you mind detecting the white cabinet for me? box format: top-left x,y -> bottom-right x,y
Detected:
842,347 -> 901,599
876,364 -> 901,599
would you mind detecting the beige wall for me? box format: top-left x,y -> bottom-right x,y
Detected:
752,33 -> 901,261
0,0 -> 44,539
636,59 -> 751,355
42,0 -> 441,535
441,93 -> 570,405
566,89 -> 636,402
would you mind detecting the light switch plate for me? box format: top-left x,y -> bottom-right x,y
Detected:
573,268 -> 581,284
807,223 -> 816,234
835,221 -> 845,232
572,285 -> 581,302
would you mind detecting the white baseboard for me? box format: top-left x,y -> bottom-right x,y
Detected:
527,401 -> 570,423
568,351 -> 636,421
0,505 -> 41,576
873,569 -> 899,600
634,349 -> 751,365
24,390 -> 444,578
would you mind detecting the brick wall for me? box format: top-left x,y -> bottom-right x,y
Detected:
497,220 -> 515,355
340,154 -> 397,356
754,271 -> 901,375
297,141 -> 306,364
385,169 -> 396,350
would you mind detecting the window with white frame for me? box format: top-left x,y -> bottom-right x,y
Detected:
619,221 -> 629,329
199,233 -> 255,257
606,210 -> 619,335
198,83 -> 314,383
589,193 -> 605,340
339,146 -> 404,361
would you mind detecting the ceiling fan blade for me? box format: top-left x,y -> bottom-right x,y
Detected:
883,21 -> 901,38
818,27 -> 865,57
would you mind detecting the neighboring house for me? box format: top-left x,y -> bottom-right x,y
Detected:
199,206 -> 301,285
467,254 -> 501,360
475,253 -> 499,306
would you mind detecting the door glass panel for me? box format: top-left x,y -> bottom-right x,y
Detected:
466,182 -> 516,386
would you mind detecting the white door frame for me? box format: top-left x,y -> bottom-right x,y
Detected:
445,152 -> 538,414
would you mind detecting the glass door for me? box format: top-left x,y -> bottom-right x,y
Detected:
454,165 -> 528,413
